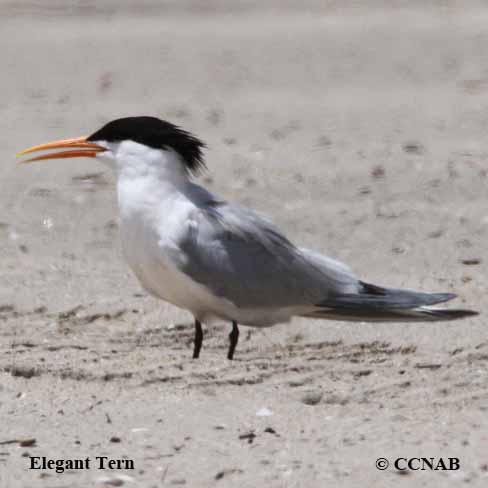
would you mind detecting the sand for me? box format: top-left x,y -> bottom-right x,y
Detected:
0,2 -> 487,487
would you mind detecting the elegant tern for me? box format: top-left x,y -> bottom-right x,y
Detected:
18,116 -> 478,359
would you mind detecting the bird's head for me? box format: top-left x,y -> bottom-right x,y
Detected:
17,116 -> 206,177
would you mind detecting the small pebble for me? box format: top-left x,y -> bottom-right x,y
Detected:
170,478 -> 186,485
256,407 -> 272,417
301,390 -> 323,406
19,438 -> 36,447
96,474 -> 134,486
403,142 -> 424,155
371,165 -> 385,179
395,470 -> 411,476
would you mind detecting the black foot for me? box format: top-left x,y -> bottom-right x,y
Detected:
227,321 -> 239,360
193,319 -> 203,359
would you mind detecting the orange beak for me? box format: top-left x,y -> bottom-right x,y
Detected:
17,136 -> 106,163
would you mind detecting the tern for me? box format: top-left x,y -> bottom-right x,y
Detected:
18,116 -> 478,359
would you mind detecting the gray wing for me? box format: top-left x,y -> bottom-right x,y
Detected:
171,197 -> 359,309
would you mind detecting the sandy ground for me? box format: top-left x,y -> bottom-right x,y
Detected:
1,2 -> 488,487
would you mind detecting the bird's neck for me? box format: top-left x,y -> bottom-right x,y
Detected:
115,147 -> 193,222
115,145 -> 189,187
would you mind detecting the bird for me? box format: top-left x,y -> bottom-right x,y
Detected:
18,116 -> 478,360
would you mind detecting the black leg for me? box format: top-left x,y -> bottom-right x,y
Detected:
193,319 -> 203,359
227,321 -> 239,360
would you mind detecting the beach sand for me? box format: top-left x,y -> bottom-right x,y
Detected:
1,2 -> 487,486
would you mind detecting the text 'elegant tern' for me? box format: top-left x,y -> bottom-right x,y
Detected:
18,116 -> 478,359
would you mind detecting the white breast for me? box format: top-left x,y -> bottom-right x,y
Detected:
121,223 -> 212,313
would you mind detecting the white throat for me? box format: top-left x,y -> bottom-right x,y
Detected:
93,140 -> 196,230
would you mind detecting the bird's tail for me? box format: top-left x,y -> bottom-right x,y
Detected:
302,281 -> 478,322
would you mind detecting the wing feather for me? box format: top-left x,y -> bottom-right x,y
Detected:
169,199 -> 359,309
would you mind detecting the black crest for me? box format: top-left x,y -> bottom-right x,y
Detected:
87,116 -> 206,174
